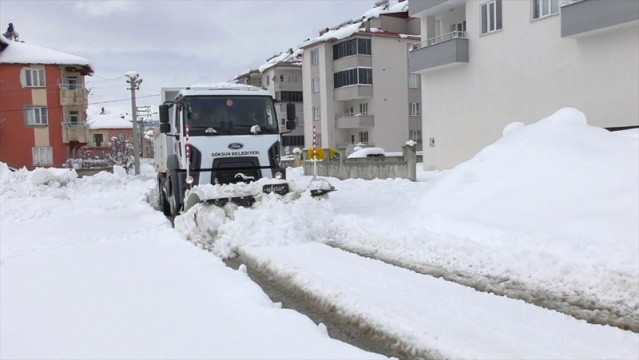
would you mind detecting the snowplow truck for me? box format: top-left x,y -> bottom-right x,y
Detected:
155,84 -> 298,217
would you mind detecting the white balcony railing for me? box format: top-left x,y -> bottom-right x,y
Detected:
411,31 -> 467,51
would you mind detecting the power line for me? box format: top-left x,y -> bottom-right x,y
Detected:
0,93 -> 161,114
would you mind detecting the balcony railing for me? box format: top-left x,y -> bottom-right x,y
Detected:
334,85 -> 374,101
59,84 -> 89,106
409,31 -> 469,73
335,113 -> 375,129
61,121 -> 90,143
411,31 -> 467,51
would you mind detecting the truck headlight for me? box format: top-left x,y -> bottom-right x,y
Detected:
186,175 -> 194,184
274,171 -> 283,179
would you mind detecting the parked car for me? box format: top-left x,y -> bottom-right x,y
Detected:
347,147 -> 386,159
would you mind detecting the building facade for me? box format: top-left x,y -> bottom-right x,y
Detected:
409,0 -> 639,169
0,36 -> 93,170
301,1 -> 422,154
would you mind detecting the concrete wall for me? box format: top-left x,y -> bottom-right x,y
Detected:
301,146 -> 418,181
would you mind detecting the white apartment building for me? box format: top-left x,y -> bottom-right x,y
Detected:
235,49 -> 305,154
300,0 -> 422,154
409,0 -> 639,169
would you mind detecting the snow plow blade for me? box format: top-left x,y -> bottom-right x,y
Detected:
182,182 -> 291,213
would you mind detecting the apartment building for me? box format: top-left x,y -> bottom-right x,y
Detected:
235,48 -> 305,155
0,35 -> 93,170
300,0 -> 422,154
409,0 -> 639,170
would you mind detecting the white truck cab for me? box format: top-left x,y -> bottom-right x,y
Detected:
155,84 -> 296,216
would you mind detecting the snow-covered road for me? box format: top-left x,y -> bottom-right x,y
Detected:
233,242 -> 638,359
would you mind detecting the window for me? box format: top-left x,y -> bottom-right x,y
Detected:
481,0 -> 502,35
279,75 -> 284,82
359,131 -> 369,144
409,74 -> 420,89
265,76 -> 270,86
409,102 -> 420,116
276,91 -> 303,102
24,69 -> 46,87
118,133 -> 125,141
25,107 -> 48,125
450,20 -> 467,33
94,133 -> 104,147
67,76 -> 78,90
333,38 -> 372,60
359,103 -> 368,115
311,49 -> 319,65
32,147 -> 53,166
312,106 -> 321,121
69,111 -> 80,125
409,130 -> 422,144
282,135 -> 305,147
333,67 -> 373,88
314,134 -> 322,147
533,0 -> 559,19
312,78 -> 320,92
287,74 -> 299,82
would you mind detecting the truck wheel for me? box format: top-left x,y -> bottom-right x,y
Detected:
168,173 -> 182,217
159,176 -> 172,217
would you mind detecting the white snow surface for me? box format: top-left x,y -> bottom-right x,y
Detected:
0,34 -> 93,70
1,107 -> 638,358
87,106 -> 134,129
347,147 -> 386,158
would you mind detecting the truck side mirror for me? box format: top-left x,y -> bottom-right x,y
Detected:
159,104 -> 169,124
286,102 -> 296,121
159,123 -> 171,133
286,120 -> 296,131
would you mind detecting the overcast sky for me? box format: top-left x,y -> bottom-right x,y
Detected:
1,0 -> 381,113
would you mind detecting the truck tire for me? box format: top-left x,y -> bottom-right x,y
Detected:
167,171 -> 182,217
158,174 -> 172,217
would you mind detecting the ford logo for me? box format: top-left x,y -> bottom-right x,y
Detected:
228,143 -> 244,150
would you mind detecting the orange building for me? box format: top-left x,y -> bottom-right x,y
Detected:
0,35 -> 93,170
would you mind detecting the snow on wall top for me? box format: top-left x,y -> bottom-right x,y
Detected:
0,35 -> 93,74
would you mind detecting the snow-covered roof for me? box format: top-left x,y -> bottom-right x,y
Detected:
87,107 -> 133,130
258,48 -> 303,73
299,0 -> 410,48
0,35 -> 93,75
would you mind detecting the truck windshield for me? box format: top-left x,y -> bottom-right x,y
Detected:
184,96 -> 278,135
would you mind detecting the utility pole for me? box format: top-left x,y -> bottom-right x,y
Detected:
125,72 -> 143,175
136,106 -> 151,158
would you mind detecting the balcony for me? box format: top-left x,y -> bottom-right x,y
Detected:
561,0 -> 639,38
409,31 -> 468,73
59,84 -> 89,106
61,122 -> 90,143
334,85 -> 373,101
336,114 -> 374,129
